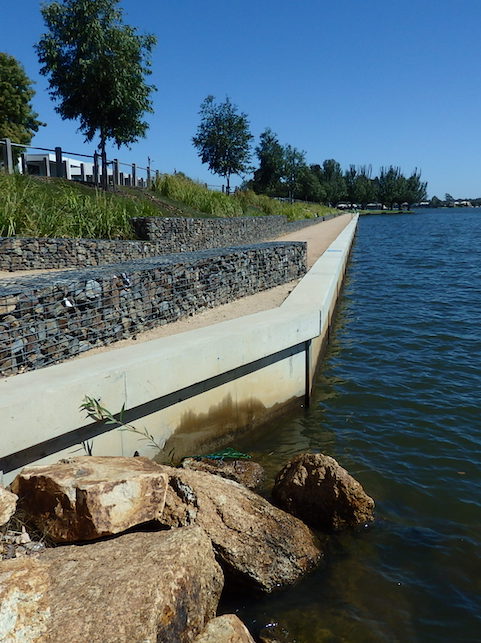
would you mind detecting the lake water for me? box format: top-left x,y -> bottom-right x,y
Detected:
223,209 -> 481,642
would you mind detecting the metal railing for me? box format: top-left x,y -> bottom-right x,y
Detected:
0,138 -> 160,188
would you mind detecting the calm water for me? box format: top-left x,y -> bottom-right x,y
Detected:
223,209 -> 481,642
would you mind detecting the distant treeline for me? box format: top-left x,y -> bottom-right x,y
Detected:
243,128 -> 428,209
425,194 -> 480,208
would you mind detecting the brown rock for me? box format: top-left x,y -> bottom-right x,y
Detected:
157,465 -> 322,593
0,527 -> 223,643
10,456 -> 168,542
272,453 -> 375,531
194,614 -> 255,642
182,457 -> 264,489
0,486 -> 17,527
0,557 -> 50,640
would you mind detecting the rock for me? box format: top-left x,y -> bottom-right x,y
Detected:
272,453 -> 375,531
182,457 -> 264,489
194,614 -> 255,642
157,466 -> 322,593
10,456 -> 168,542
0,527 -> 223,643
0,486 -> 17,527
258,623 -> 291,643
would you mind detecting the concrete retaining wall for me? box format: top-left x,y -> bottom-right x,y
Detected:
0,215 -> 358,484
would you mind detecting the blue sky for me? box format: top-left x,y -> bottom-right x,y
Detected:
3,0 -> 481,198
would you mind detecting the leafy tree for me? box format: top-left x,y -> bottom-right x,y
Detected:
376,166 -> 404,209
36,0 -> 156,187
319,159 -> 346,206
402,168 -> 427,207
193,95 -> 253,194
354,165 -> 377,208
282,145 -> 306,202
0,53 -> 43,155
251,128 -> 284,195
445,193 -> 455,204
296,165 -> 325,202
430,195 -> 442,207
344,165 -> 357,206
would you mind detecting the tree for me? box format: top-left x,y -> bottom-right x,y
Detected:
402,168 -> 427,208
344,165 -> 358,206
251,128 -> 284,195
319,159 -> 346,206
297,165 -> 325,202
445,193 -> 455,204
376,166 -> 403,209
0,52 -> 43,154
36,0 -> 156,187
193,95 -> 252,194
354,165 -> 377,209
282,145 -> 306,202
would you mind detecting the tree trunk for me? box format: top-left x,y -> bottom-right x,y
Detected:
100,133 -> 107,191
226,174 -> 230,196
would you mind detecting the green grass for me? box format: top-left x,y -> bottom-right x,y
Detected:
0,171 -> 338,239
0,173 -> 158,238
153,174 -> 337,221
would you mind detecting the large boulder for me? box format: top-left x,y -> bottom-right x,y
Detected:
272,453 -> 375,531
10,456 -> 168,542
0,486 -> 17,527
194,614 -> 255,642
182,457 -> 264,490
157,465 -> 322,593
0,526 -> 223,643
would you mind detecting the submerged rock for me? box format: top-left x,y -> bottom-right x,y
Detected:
0,527 -> 223,643
194,614 -> 256,642
182,457 -> 264,490
10,456 -> 168,542
0,486 -> 17,527
157,465 -> 322,593
272,453 -> 375,531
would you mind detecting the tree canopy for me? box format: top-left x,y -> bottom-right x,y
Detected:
0,52 -> 43,148
192,95 -> 253,194
251,128 -> 285,195
36,0 -> 156,185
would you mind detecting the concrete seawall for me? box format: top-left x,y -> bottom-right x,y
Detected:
0,214 -> 358,484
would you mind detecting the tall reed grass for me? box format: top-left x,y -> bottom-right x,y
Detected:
153,174 -> 244,217
0,172 -> 337,240
0,174 -> 158,238
153,174 -> 335,221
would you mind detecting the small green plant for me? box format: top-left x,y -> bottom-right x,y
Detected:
80,395 -> 164,451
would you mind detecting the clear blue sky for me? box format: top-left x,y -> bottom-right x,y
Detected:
3,0 -> 481,198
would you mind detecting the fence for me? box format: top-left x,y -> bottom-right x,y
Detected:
1,138 -> 235,192
0,138 -> 159,188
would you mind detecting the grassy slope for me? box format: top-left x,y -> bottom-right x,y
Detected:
0,172 -> 337,239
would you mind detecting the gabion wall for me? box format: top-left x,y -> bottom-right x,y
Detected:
0,237 -> 163,271
0,242 -> 306,377
0,215 -> 320,271
131,215 -> 319,252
